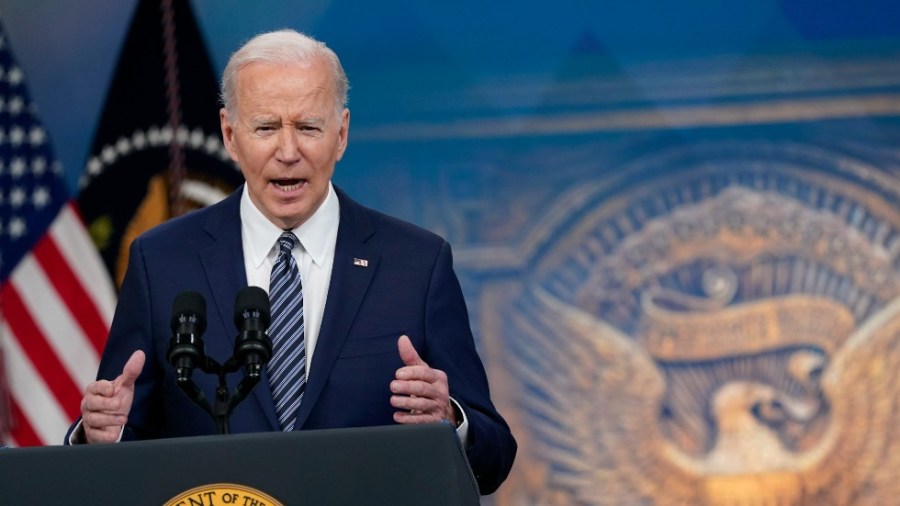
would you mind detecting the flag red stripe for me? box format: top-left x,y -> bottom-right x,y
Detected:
0,284 -> 83,421
7,396 -> 41,447
32,234 -> 107,355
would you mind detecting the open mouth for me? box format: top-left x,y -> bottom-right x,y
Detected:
271,179 -> 306,191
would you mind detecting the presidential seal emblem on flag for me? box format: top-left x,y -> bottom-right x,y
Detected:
77,0 -> 243,288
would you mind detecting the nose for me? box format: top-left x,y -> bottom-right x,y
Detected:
275,126 -> 301,164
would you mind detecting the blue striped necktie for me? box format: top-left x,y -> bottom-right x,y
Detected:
267,231 -> 306,431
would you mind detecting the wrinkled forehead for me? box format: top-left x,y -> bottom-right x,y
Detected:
234,59 -> 337,106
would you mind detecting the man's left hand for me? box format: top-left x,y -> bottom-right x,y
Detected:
391,335 -> 456,425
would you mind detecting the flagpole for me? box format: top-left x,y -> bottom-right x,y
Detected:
160,0 -> 186,217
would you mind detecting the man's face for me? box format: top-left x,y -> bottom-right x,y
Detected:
220,58 -> 349,230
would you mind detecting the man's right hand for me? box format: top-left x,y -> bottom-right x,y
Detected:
79,350 -> 145,444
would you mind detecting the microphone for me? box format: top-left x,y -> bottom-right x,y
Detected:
233,286 -> 272,379
166,290 -> 207,383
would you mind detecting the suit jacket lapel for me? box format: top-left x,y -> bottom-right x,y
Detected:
294,187 -> 378,429
199,187 -> 280,431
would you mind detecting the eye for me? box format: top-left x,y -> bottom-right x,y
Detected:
252,121 -> 280,134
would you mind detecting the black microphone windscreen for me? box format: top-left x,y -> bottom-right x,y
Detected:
171,290 -> 207,333
234,286 -> 271,328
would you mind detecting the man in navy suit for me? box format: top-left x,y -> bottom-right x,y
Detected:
68,29 -> 516,495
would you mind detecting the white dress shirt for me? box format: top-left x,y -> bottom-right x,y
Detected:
240,182 -> 339,377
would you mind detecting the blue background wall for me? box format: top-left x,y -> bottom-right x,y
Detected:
5,1 -> 897,206
4,1 -> 900,503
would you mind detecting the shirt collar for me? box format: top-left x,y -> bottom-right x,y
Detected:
240,182 -> 340,268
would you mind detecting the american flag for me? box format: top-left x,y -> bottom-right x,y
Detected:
0,22 -> 115,446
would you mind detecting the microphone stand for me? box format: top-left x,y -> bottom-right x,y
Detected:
175,356 -> 262,435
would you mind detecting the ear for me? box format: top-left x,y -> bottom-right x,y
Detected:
219,108 -> 239,163
335,108 -> 350,162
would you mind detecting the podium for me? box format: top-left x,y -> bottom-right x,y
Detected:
0,423 -> 479,505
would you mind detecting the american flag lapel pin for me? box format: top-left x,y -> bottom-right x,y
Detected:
353,258 -> 369,267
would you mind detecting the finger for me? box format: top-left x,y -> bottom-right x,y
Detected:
82,393 -> 125,414
390,391 -> 436,411
89,434 -> 120,444
393,408 -> 435,423
395,386 -> 451,420
84,379 -> 116,398
391,378 -> 434,398
393,410 -> 442,424
116,350 -> 146,390
83,411 -> 128,429
397,335 -> 425,367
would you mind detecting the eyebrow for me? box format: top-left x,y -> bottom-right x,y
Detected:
248,116 -> 326,126
296,117 -> 326,127
249,117 -> 280,127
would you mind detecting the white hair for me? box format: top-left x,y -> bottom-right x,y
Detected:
220,29 -> 349,120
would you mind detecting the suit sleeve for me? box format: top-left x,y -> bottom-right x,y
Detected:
96,236 -> 166,440
423,241 -> 517,495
